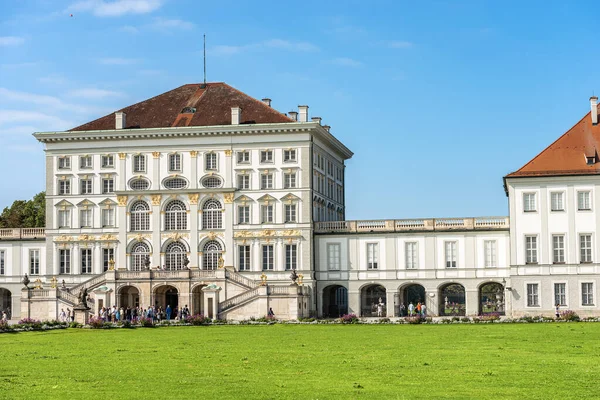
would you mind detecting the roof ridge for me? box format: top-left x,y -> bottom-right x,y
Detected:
221,82 -> 295,122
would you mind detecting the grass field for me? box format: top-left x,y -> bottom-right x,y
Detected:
1,323 -> 599,399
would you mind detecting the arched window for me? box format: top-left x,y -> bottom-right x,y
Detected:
202,199 -> 222,229
165,242 -> 186,270
130,201 -> 150,231
165,200 -> 187,230
130,242 -> 150,271
203,240 -> 222,270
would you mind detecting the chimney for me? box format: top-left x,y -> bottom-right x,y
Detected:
231,107 -> 241,125
115,112 -> 126,130
311,116 -> 322,125
323,125 -> 331,132
288,111 -> 298,121
262,98 -> 272,107
298,105 -> 309,122
591,96 -> 598,125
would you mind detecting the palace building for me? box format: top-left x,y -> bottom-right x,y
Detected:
0,84 -> 599,320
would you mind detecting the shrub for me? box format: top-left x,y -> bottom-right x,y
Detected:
138,317 -> 154,327
451,316 -> 460,322
339,314 -> 360,324
187,314 -> 211,326
121,320 -> 132,328
461,317 -> 471,323
377,317 -> 391,324
298,317 -> 316,323
18,318 -> 42,329
560,310 -> 580,322
440,318 -> 452,324
481,313 -> 501,322
0,320 -> 13,332
88,317 -> 112,329
69,321 -> 82,328
405,316 -> 424,324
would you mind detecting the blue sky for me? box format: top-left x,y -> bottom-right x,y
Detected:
0,0 -> 598,220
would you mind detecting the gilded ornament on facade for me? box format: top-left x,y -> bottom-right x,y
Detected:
78,234 -> 94,242
223,193 -> 234,204
234,230 -> 253,238
261,229 -> 275,237
151,195 -> 161,206
50,276 -> 58,289
99,234 -> 117,241
260,273 -> 267,286
55,235 -> 73,242
190,150 -> 198,158
33,278 -> 43,290
117,196 -> 128,206
297,274 -> 304,285
152,151 -> 160,158
281,229 -> 301,237
118,153 -> 126,160
224,150 -> 232,157
188,193 -> 199,205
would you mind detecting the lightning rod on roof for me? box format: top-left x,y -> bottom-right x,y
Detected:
203,34 -> 207,87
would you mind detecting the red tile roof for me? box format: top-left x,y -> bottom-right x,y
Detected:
506,102 -> 600,178
69,82 -> 294,131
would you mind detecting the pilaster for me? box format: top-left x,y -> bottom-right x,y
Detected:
94,242 -> 102,274
151,194 -> 161,268
117,195 -> 128,270
152,152 -> 160,190
465,289 -> 479,316
224,150 -> 232,189
118,153 -> 126,191
189,194 -> 199,268
190,151 -> 198,189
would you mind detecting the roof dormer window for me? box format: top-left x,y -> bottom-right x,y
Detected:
181,107 -> 196,114
586,156 -> 596,166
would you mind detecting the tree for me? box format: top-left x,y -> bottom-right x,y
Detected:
0,192 -> 45,228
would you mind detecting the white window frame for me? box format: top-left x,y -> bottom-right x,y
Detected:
103,248 -> 114,272
284,172 -> 297,189
526,283 -> 540,307
554,282 -> 567,307
580,234 -> 593,263
80,209 -> 93,228
80,178 -> 92,195
578,191 -> 592,211
80,155 -> 92,169
283,149 -> 297,163
523,192 -> 536,212
525,235 -> 538,264
102,208 -> 115,227
261,204 -> 274,224
237,151 -> 250,164
483,240 -> 496,268
582,282 -> 595,306
59,249 -> 71,274
550,191 -> 564,211
58,156 -> 71,170
238,205 -> 250,224
58,179 -> 71,195
444,241 -> 457,268
284,203 -> 297,223
29,249 -> 40,275
169,153 -> 182,172
205,152 -> 217,170
238,245 -> 251,271
101,154 -> 114,168
285,244 -> 297,270
366,242 -> 378,270
133,154 -> 146,173
237,174 -> 250,190
327,243 -> 341,271
261,173 -> 273,189
405,242 -> 418,269
262,244 -> 274,270
81,248 -> 92,274
102,178 -> 114,194
58,209 -> 71,228
260,150 -> 273,163
552,234 -> 565,264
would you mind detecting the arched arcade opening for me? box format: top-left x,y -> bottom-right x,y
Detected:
439,283 -> 466,316
360,284 -> 386,317
322,285 -> 348,317
479,282 -> 505,315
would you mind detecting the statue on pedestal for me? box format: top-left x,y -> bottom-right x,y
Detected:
144,255 -> 151,270
183,255 -> 190,269
77,287 -> 89,309
289,269 -> 298,284
22,273 -> 30,289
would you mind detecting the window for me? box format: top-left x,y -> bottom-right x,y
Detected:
285,244 -> 297,270
405,242 -> 418,269
202,176 -> 223,188
237,174 -> 250,190
29,249 -> 40,275
102,178 -> 114,194
445,241 -> 457,268
205,152 -> 217,170
103,248 -> 114,272
284,172 -> 297,189
262,245 -> 274,270
129,178 -> 149,191
527,283 -> 539,307
80,209 -> 92,228
58,209 -> 71,228
237,151 -> 250,164
165,200 -> 187,230
523,193 -> 536,212
80,155 -> 92,169
261,204 -> 274,223
578,191 -> 591,211
202,200 -> 222,230
484,240 -> 496,267
130,242 -> 149,271
554,283 -> 566,306
550,192 -> 564,211
239,245 -> 251,271
238,205 -> 250,224
169,153 -> 181,172
133,155 -> 146,173
59,180 -> 71,195
582,282 -> 594,306
59,249 -> 71,274
328,243 -> 341,270
284,149 -> 296,162
130,201 -> 150,231
580,234 -> 592,263
525,235 -> 538,264
80,179 -> 92,195
102,208 -> 115,227
552,235 -> 565,264
101,155 -> 114,168
0,251 -> 4,275
367,243 -> 378,270
203,240 -> 222,270
261,173 -> 273,189
260,150 -> 273,163
164,177 -> 188,190
58,156 -> 70,169
284,204 -> 297,223
165,242 -> 186,270
81,249 -> 92,274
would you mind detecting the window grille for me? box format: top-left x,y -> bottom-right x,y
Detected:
130,201 -> 150,231
203,240 -> 222,270
202,199 -> 222,229
165,200 -> 187,230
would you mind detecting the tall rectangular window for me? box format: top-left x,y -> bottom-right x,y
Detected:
169,153 -> 181,172
552,235 -> 565,263
80,179 -> 92,194
262,245 -> 274,270
578,191 -> 591,211
550,192 -> 564,211
0,250 -> 4,275
445,241 -> 457,268
133,155 -> 146,173
58,156 -> 70,169
554,283 -> 566,306
239,245 -> 251,271
405,242 -> 418,269
328,243 -> 341,270
237,151 -> 250,164
484,240 -> 496,267
80,155 -> 92,169
261,173 -> 273,189
103,248 -> 114,272
102,178 -> 114,194
261,204 -> 274,223
101,154 -> 114,168
237,174 -> 250,190
525,235 -> 538,264
102,208 -> 115,227
527,283 -> 539,307
58,210 -> 71,228
80,209 -> 92,228
367,243 -> 378,270
284,172 -> 297,189
285,244 -> 297,270
205,152 -> 217,170
59,249 -> 71,274
59,180 -> 71,195
284,204 -> 297,223
284,149 -> 296,162
260,150 -> 273,163
523,193 -> 536,212
81,249 -> 92,274
582,282 -> 594,306
580,234 -> 592,263
29,249 -> 40,275
238,205 -> 250,224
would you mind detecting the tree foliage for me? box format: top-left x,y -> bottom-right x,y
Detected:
0,192 -> 45,228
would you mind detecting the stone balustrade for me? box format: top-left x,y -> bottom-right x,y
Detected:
0,227 -> 45,240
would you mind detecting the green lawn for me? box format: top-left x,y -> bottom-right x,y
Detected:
0,324 -> 599,399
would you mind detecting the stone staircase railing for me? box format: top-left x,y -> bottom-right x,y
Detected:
219,287 -> 261,312
225,269 -> 257,289
69,272 -> 108,293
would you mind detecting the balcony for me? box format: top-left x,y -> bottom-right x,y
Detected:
0,228 -> 46,240
314,217 -> 509,234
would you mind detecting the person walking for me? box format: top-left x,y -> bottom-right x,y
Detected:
416,302 -> 422,316
408,302 -> 415,316
166,305 -> 172,321
421,303 -> 427,317
59,308 -> 66,322
555,303 -> 560,319
1,311 -> 7,321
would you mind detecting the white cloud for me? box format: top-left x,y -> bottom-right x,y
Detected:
0,36 -> 25,46
211,39 -> 319,56
67,88 -> 124,99
0,111 -> 74,131
67,0 -> 163,17
387,40 -> 413,49
328,57 -> 363,68
0,88 -> 101,114
151,17 -> 194,31
98,57 -> 139,65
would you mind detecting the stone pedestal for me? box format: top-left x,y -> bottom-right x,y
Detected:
201,284 -> 222,319
74,307 -> 91,324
